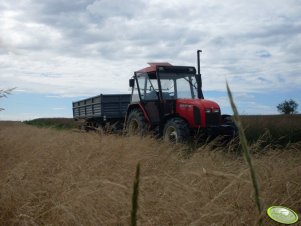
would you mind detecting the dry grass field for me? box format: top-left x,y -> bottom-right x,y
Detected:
0,121 -> 300,225
241,114 -> 301,145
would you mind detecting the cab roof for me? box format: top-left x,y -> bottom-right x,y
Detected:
136,62 -> 172,73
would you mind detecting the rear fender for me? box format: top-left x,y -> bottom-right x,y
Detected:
126,103 -> 151,124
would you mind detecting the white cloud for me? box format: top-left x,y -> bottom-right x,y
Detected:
0,0 -> 300,107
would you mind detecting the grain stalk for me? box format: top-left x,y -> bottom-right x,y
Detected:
131,163 -> 140,226
226,82 -> 263,215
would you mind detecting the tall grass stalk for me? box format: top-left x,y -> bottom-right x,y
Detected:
131,163 -> 140,226
226,82 -> 263,215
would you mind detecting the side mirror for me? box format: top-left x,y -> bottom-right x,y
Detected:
129,78 -> 135,87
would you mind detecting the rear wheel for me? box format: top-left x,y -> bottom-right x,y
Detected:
163,117 -> 190,143
126,109 -> 147,135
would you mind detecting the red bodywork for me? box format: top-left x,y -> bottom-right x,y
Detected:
176,99 -> 220,128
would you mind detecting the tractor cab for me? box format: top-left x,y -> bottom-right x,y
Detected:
126,51 -> 236,142
130,63 -> 201,101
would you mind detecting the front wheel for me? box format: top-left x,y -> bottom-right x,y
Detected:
221,115 -> 238,137
163,117 -> 190,143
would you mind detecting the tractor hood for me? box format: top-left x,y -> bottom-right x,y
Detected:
175,98 -> 221,128
176,98 -> 220,111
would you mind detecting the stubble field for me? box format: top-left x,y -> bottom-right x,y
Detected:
0,121 -> 300,225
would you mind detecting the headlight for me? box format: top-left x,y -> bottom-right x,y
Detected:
205,108 -> 211,113
213,109 -> 220,113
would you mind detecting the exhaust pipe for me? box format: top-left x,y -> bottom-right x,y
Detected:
197,50 -> 202,75
197,50 -> 204,99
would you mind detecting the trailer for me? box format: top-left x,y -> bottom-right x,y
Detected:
72,94 -> 131,129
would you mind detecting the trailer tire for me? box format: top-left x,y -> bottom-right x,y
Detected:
163,117 -> 190,143
126,109 -> 147,135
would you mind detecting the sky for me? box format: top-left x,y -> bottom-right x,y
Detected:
0,0 -> 300,120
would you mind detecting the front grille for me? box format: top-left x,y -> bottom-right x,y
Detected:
193,106 -> 201,125
205,112 -> 220,126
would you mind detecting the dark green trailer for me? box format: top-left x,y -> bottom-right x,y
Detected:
72,94 -> 131,128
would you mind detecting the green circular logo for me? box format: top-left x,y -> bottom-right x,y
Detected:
267,206 -> 299,224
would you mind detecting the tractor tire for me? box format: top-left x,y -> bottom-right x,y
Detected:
126,109 -> 147,135
163,117 -> 190,143
221,115 -> 238,137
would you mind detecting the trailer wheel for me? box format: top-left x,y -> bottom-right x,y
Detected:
126,109 -> 147,135
163,117 -> 190,143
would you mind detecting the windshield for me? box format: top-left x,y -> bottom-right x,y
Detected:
134,72 -> 198,101
158,73 -> 198,99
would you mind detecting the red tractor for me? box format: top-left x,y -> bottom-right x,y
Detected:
126,50 -> 236,143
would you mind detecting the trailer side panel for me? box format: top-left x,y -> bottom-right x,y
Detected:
72,94 -> 131,121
